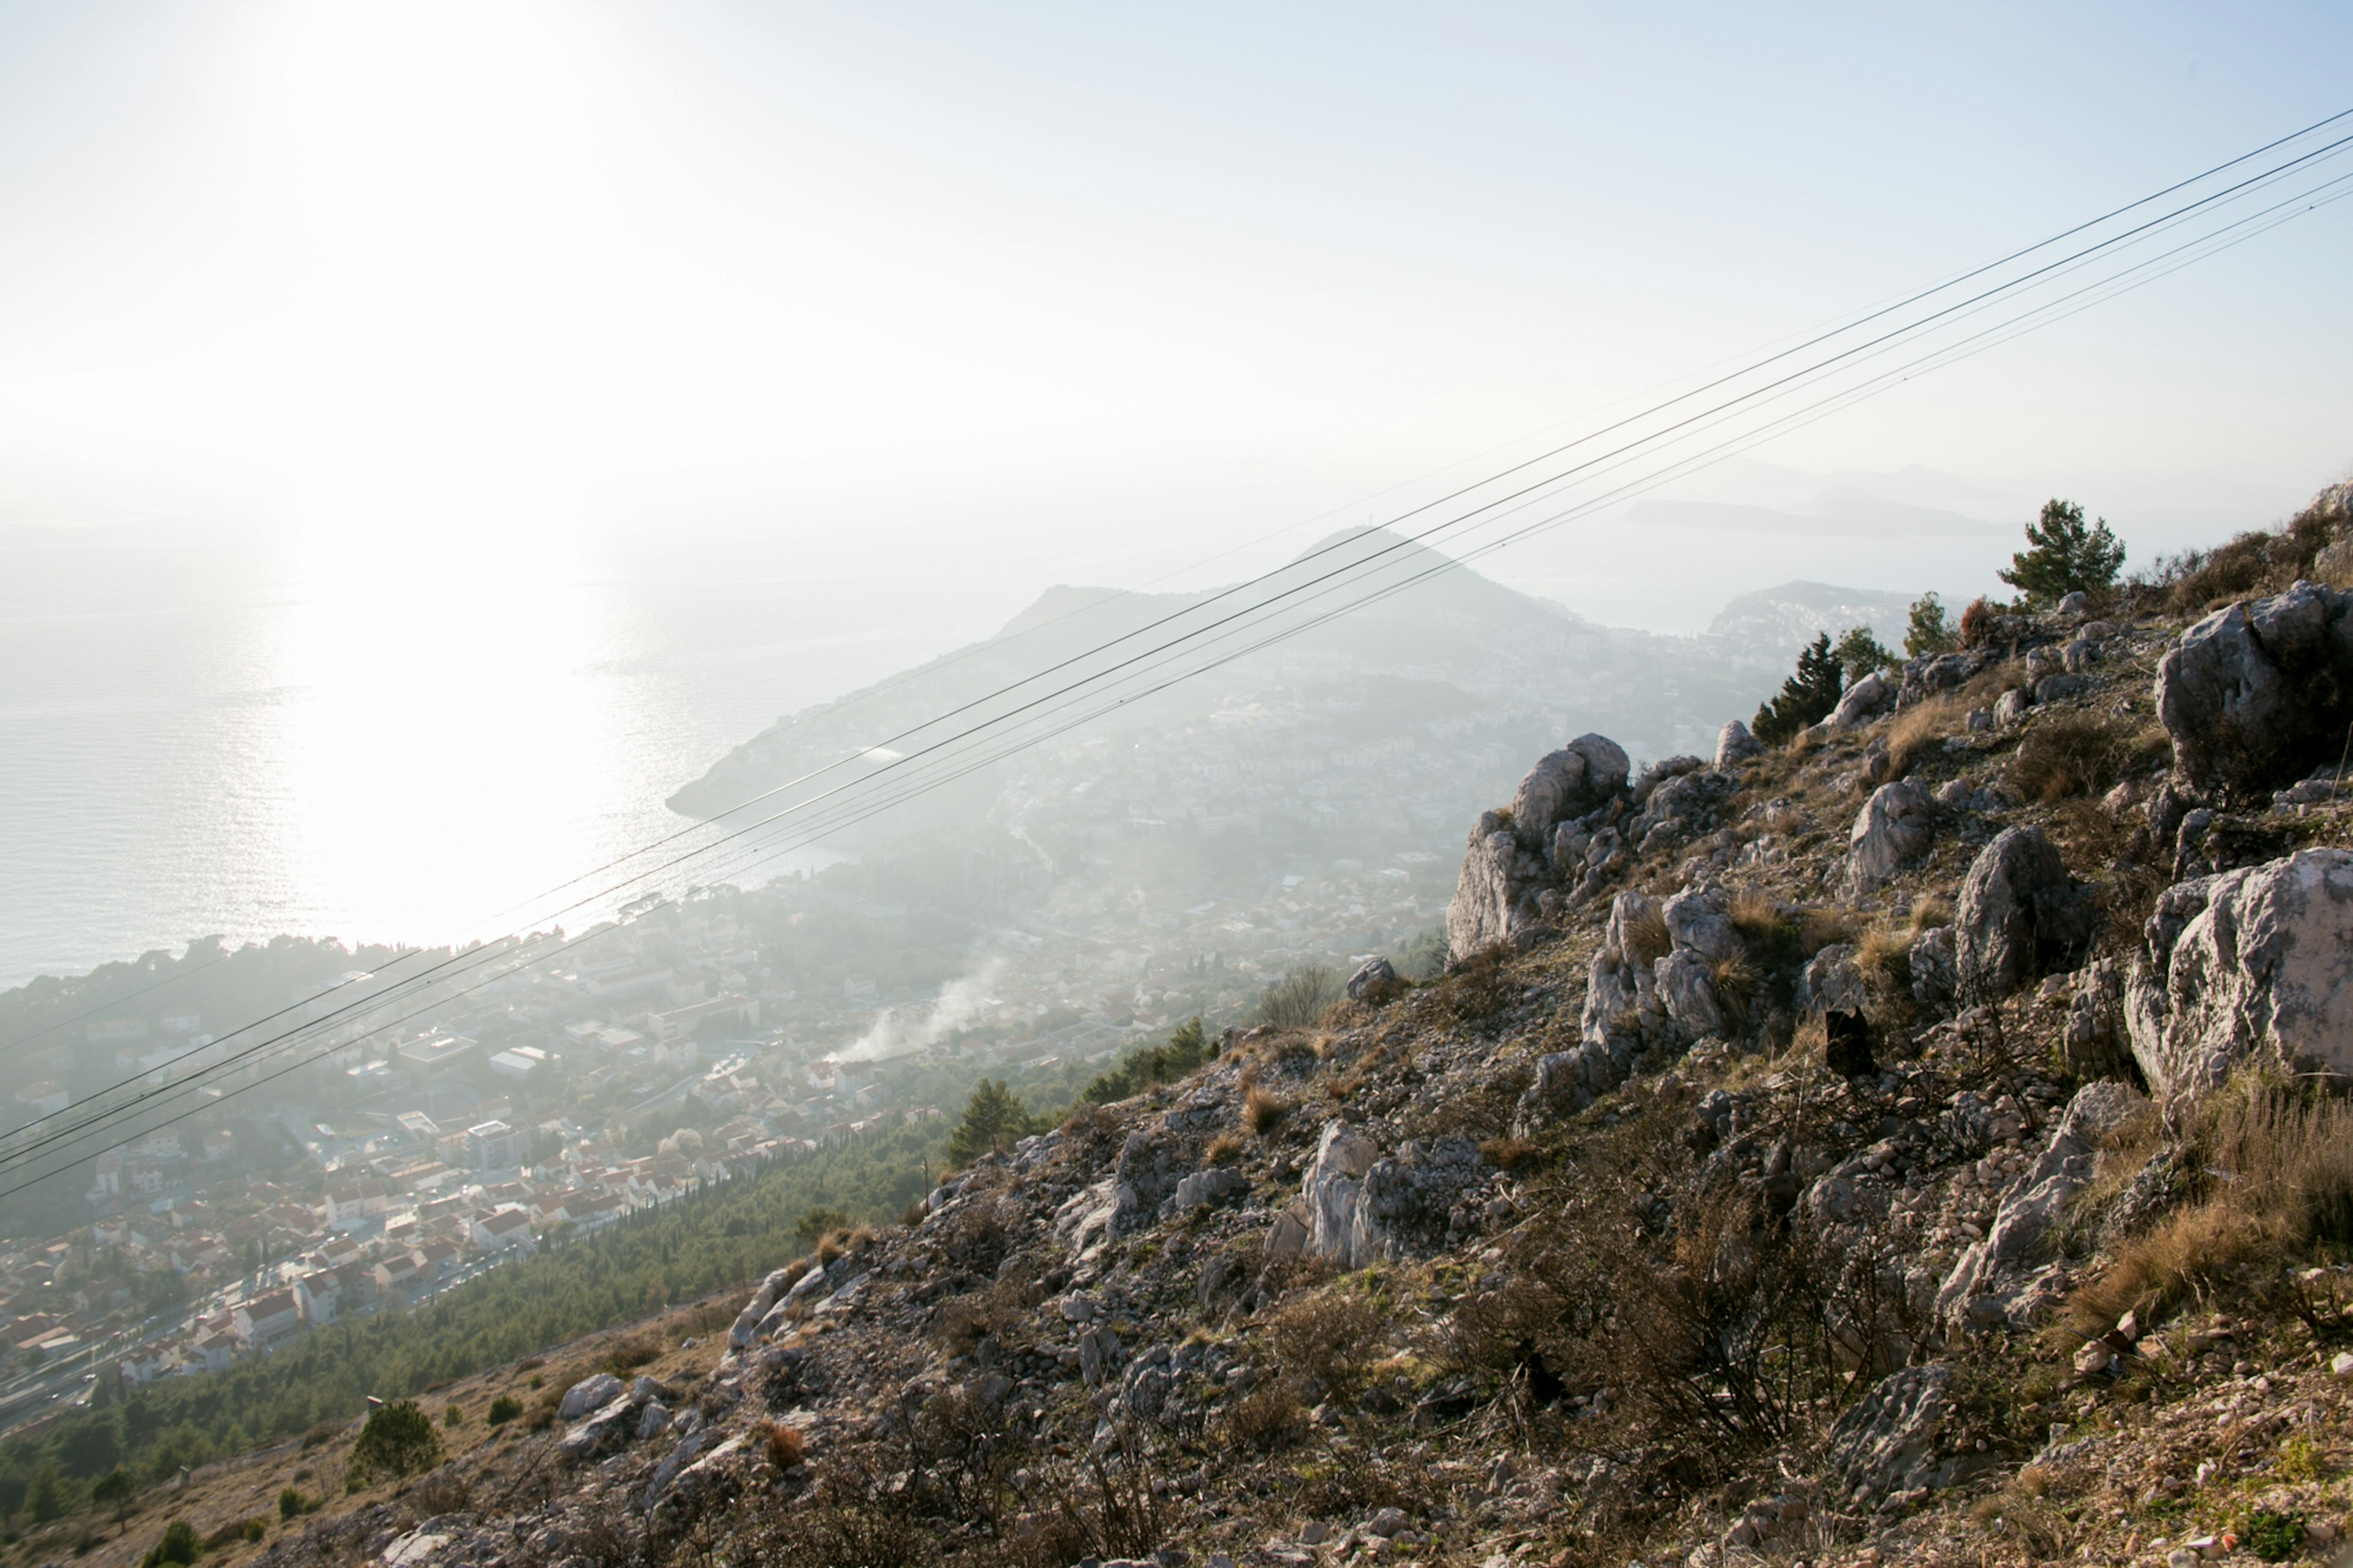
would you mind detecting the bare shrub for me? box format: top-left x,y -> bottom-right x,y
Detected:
1728,887 -> 1783,947
1267,1287 -> 1385,1402
928,1273 -> 1036,1357
1430,943 -> 1515,1025
1243,1085 -> 1289,1137
757,1420 -> 805,1470
1039,1429 -> 1169,1563
2009,714 -> 2132,803
1477,1135 -> 1542,1174
1258,964 -> 1340,1029
1219,1382 -> 1305,1452
1958,595 -> 1998,648
601,1333 -> 662,1374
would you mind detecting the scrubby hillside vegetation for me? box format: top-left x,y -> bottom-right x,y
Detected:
21,481 -> 2353,1568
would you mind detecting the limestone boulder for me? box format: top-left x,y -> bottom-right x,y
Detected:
1843,779 -> 1934,896
1444,814 -> 1540,961
1629,754 -> 1705,807
2156,583 -> 2353,800
1345,955 -> 1399,1004
558,1373 -> 624,1421
1954,826 -> 2090,1002
1507,734 -> 1630,841
2124,848 -> 2353,1102
1715,719 -> 1763,768
1302,1122 -> 1382,1268
1826,669 -> 1893,731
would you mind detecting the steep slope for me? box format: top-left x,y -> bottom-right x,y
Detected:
65,488 -> 2353,1568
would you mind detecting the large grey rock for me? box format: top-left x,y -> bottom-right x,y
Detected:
1164,1166 -> 1249,1214
1654,949 -> 1726,1037
1844,779 -> 1934,896
558,1372 -> 624,1421
1909,925 -> 1957,1007
1826,669 -> 1893,731
1662,884 -> 1738,963
1715,719 -> 1763,768
1302,1122 -> 1382,1268
2157,584 -> 2353,800
2125,848 -> 2353,1102
1936,1080 -> 2145,1327
1444,816 -> 1527,961
1580,892 -> 1672,1051
1112,1131 -> 1191,1232
1508,734 -> 1631,841
1954,826 -> 2086,1003
1796,944 -> 1865,1017
1344,955 -> 1398,1004
1629,754 -> 1705,807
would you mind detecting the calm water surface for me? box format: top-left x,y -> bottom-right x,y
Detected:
0,521 -> 1029,987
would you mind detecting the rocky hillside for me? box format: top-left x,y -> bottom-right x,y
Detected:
76,483 -> 2353,1568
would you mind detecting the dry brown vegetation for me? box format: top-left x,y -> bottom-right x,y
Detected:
1266,1286 -> 1385,1403
1241,1083 -> 1289,1137
2006,713 -> 2159,803
2070,1074 -> 2353,1333
1887,694 -> 1965,776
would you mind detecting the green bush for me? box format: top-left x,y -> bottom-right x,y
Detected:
27,1463 -> 64,1524
276,1489 -> 313,1521
484,1396 -> 522,1427
1830,624 -> 1896,682
141,1520 -> 200,1568
2240,1509 -> 2305,1564
91,1469 -> 135,1519
344,1402 -> 441,1487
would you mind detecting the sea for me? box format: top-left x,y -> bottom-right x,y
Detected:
0,519 -> 1061,989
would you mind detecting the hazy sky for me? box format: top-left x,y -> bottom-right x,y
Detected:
1,1 -> 2349,621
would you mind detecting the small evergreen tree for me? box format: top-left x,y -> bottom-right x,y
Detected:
28,1462 -> 64,1523
1903,593 -> 1957,657
943,1080 -> 1038,1166
1829,624 -> 1896,683
344,1401 -> 441,1487
91,1468 -> 135,1524
1750,633 -> 1846,746
140,1519 -> 200,1568
1998,498 -> 2124,607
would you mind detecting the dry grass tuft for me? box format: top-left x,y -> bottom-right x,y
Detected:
1729,887 -> 1783,947
1908,895 -> 1953,932
1219,1382 -> 1305,1452
758,1419 -> 806,1470
1799,905 -> 1859,958
1623,904 -> 1672,965
1477,1135 -> 1542,1174
2071,1074 -> 2353,1331
1886,695 -> 1965,777
1243,1085 -> 1289,1137
1204,1131 -> 1245,1166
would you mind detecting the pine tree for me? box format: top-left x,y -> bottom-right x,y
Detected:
1997,499 -> 2124,608
1903,593 -> 1957,657
1830,624 -> 1895,683
944,1080 -> 1037,1166
1750,633 -> 1846,746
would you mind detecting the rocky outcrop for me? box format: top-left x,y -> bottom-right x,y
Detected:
2124,848 -> 2353,1102
1844,779 -> 1934,895
1715,719 -> 1762,767
1954,826 -> 2091,1002
1302,1122 -> 1382,1268
2156,582 -> 2353,800
1822,1365 -> 1970,1507
1934,1080 -> 2143,1328
1447,734 -> 1631,959
1826,669 -> 1893,731
1509,733 -> 1632,840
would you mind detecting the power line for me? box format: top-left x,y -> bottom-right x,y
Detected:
5,114 -> 2349,1186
